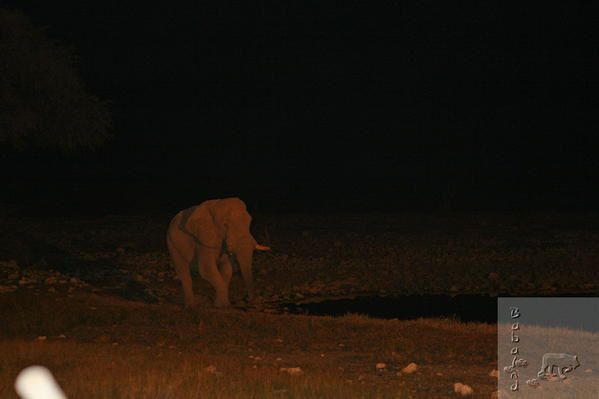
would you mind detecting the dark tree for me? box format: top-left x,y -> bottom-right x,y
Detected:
0,8 -> 111,152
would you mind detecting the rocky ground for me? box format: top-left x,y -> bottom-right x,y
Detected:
1,212 -> 598,311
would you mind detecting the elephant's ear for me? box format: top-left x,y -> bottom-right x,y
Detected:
185,203 -> 221,249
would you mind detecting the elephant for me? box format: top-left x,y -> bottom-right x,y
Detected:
166,198 -> 270,308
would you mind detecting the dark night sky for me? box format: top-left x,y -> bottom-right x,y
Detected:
3,2 -> 598,213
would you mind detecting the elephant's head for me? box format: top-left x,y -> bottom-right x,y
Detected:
208,198 -> 269,303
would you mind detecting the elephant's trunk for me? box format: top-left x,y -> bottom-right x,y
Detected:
235,248 -> 255,303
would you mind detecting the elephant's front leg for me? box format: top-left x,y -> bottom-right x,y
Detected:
197,247 -> 230,307
218,253 -> 233,289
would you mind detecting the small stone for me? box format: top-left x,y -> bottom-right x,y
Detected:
376,363 -> 386,371
401,363 -> 418,374
204,365 -> 218,374
489,369 -> 499,378
0,285 -> 18,294
35,336 -> 47,341
454,382 -> 474,396
44,276 -> 58,285
280,367 -> 303,376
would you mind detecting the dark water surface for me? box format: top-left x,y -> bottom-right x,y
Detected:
283,295 -> 498,323
283,294 -> 598,326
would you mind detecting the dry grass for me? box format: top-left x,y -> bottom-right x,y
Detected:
0,291 -> 497,398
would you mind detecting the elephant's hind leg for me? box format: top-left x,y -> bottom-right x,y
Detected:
167,232 -> 197,308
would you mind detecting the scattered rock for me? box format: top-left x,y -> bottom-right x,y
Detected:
454,382 -> 473,396
401,363 -> 418,374
280,367 -> 303,376
0,285 -> 18,294
35,336 -> 47,341
204,365 -> 218,374
19,277 -> 36,286
44,276 -> 57,285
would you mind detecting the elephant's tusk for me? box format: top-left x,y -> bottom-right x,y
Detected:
255,244 -> 271,251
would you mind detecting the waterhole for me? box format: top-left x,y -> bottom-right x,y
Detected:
282,295 -> 497,323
